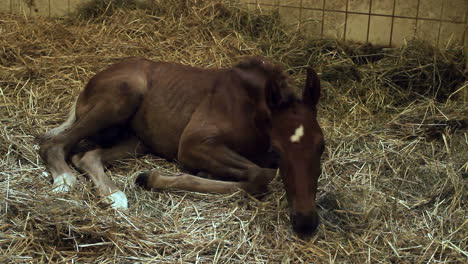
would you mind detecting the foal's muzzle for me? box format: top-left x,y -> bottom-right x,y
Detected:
290,211 -> 320,237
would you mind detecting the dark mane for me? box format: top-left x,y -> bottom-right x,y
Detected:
234,57 -> 266,70
276,93 -> 301,110
234,56 -> 285,77
235,56 -> 299,111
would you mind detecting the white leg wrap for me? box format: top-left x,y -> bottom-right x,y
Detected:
52,173 -> 76,192
107,191 -> 128,209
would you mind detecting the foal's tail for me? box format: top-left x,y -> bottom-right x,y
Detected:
38,99 -> 77,142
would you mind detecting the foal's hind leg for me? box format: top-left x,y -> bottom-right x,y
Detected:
72,136 -> 148,209
40,92 -> 141,192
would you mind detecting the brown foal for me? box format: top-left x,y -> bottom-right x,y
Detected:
39,57 -> 325,236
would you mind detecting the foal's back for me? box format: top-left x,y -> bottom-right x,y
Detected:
76,58 -> 242,159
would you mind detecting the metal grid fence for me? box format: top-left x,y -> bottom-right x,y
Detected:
0,0 -> 466,47
241,0 -> 467,47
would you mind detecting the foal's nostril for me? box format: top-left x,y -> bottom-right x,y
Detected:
291,211 -> 320,237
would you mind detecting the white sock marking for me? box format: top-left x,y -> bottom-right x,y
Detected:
290,124 -> 304,143
52,173 -> 76,192
107,191 -> 128,209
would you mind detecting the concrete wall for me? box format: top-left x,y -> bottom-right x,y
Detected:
1,0 -> 466,47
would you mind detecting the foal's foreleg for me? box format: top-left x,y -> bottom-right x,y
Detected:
135,143 -> 275,195
136,170 -> 253,194
178,144 -> 276,194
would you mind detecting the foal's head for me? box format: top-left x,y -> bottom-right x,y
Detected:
235,58 -> 325,237
269,68 -> 324,237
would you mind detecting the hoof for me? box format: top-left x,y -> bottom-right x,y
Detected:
135,171 -> 150,189
249,169 -> 275,186
107,191 -> 128,209
51,173 -> 76,193
36,134 -> 49,144
52,184 -> 71,193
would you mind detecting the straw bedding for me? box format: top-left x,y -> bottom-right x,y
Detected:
0,1 -> 466,263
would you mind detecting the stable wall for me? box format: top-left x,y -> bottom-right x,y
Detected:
241,0 -> 467,47
1,0 -> 467,48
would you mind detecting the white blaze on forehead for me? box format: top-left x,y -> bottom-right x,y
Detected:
290,124 -> 304,143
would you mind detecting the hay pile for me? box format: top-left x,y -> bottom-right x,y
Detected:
1,0 -> 466,262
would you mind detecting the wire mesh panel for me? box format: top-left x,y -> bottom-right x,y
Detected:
241,0 -> 467,47
1,0 -> 466,47
0,0 -> 74,17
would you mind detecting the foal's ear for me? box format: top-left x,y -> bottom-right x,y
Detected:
303,67 -> 321,109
